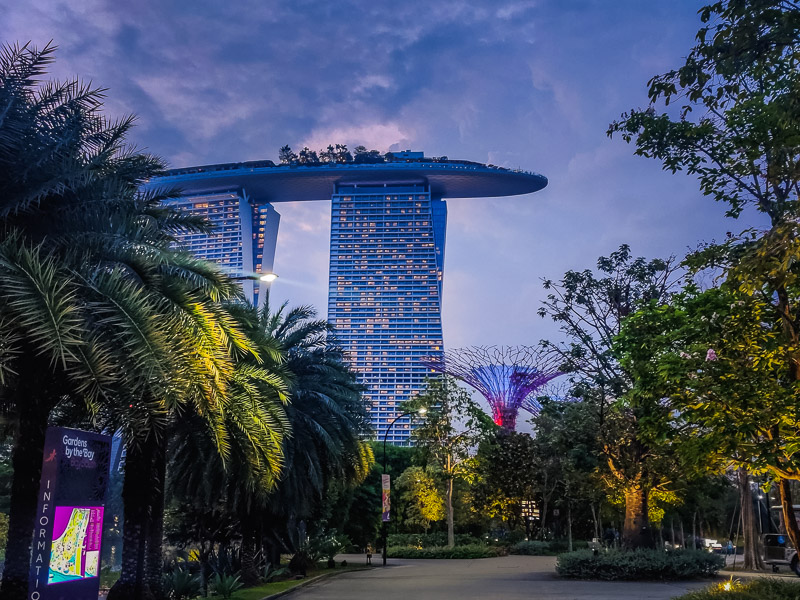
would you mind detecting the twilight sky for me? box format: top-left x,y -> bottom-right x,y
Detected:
3,0 -> 770,351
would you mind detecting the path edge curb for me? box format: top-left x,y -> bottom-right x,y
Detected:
260,566 -> 374,600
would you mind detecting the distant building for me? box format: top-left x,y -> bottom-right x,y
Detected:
148,152 -> 546,444
167,191 -> 280,308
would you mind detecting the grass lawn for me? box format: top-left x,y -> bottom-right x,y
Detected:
232,566 -> 368,600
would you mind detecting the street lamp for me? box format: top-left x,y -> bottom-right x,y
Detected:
229,271 -> 278,282
381,406 -> 427,566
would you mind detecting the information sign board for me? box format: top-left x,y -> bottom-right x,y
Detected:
28,427 -> 112,600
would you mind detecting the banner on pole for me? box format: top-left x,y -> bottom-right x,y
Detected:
28,427 -> 112,600
381,474 -> 391,522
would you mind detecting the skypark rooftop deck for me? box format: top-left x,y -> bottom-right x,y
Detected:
147,158 -> 548,202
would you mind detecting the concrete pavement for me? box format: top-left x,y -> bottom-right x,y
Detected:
282,554 -> 715,600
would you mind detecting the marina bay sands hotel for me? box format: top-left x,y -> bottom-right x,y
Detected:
150,151 -> 547,444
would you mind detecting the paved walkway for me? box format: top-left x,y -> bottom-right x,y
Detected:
284,555 -> 714,600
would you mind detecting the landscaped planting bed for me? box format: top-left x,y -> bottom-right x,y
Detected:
387,544 -> 505,559
556,549 -> 724,580
673,578 -> 800,599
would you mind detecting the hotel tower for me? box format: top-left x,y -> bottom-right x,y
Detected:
148,151 -> 546,444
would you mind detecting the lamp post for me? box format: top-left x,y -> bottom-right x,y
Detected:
381,407 -> 427,566
228,272 -> 278,304
229,271 -> 278,282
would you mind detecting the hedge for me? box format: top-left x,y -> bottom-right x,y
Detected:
386,533 -> 482,548
556,549 -> 724,580
510,540 -> 590,555
510,541 -> 552,555
674,578 -> 800,599
387,544 -> 505,559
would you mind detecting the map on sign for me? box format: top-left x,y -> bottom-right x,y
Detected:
48,506 -> 103,585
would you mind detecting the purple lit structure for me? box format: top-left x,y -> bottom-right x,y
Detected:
421,346 -> 562,430
520,382 -> 573,417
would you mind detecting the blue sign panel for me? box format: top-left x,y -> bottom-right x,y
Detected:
28,427 -> 112,600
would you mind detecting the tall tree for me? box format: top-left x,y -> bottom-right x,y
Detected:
538,245 -> 681,548
0,41 -> 287,600
471,431 -> 537,533
616,285 -> 793,568
609,0 -> 800,552
169,300 -> 372,581
395,466 -> 445,533
407,377 -> 495,547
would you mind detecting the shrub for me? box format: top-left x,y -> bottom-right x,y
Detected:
548,539 -> 589,553
208,573 -> 243,599
288,550 -> 315,576
387,544 -> 505,559
163,568 -> 202,600
674,578 -> 800,599
556,549 -> 724,581
511,541 -> 552,555
308,531 -> 352,560
386,533 -> 481,547
262,563 -> 289,583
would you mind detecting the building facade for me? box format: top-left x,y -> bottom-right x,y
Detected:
329,183 -> 447,444
166,190 -> 280,308
147,153 -> 547,444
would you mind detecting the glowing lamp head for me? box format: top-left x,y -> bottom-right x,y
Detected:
259,272 -> 278,282
418,407 -> 428,416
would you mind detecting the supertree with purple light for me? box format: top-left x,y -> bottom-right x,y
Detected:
421,346 -> 563,430
520,381 -> 575,417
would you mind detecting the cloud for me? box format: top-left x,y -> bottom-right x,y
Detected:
5,0 -> 761,354
134,74 -> 261,143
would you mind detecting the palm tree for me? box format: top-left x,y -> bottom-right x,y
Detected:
161,321 -> 291,595
243,301 -> 373,570
166,300 -> 373,584
0,42 -> 290,600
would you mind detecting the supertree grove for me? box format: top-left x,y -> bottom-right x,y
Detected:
421,346 -> 563,430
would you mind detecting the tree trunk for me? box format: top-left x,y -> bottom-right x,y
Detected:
566,501 -> 573,552
0,393 -> 49,600
199,545 -> 210,597
680,520 -> 685,548
539,493 -> 549,541
778,479 -> 800,556
143,438 -> 167,599
670,518 -> 676,548
737,467 -> 765,570
622,485 -> 653,549
240,511 -> 261,587
108,442 -> 157,600
692,511 -> 697,549
598,508 -> 604,542
446,475 -> 454,548
590,503 -> 599,540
